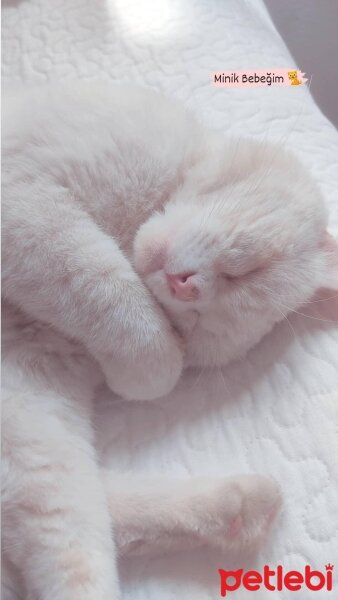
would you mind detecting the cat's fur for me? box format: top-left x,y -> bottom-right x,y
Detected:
2,82 -> 337,600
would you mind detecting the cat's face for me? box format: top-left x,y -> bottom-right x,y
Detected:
288,71 -> 297,81
134,147 -> 338,368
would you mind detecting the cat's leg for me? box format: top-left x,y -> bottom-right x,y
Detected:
2,389 -> 120,600
2,191 -> 183,400
102,472 -> 282,557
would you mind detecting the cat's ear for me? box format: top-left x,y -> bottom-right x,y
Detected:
320,231 -> 338,290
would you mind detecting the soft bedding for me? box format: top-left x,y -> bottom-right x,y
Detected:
2,1 -> 338,599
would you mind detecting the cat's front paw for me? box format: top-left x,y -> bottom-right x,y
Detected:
98,329 -> 184,401
201,475 -> 282,554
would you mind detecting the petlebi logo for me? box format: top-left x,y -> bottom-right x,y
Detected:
218,564 -> 334,596
212,68 -> 307,88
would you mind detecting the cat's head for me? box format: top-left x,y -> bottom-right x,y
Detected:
134,142 -> 338,367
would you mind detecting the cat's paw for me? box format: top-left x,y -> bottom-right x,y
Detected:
200,475 -> 282,554
98,329 -> 184,401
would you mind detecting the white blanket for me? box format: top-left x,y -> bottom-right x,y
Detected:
3,1 -> 338,598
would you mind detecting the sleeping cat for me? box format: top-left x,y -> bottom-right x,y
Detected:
2,82 -> 337,600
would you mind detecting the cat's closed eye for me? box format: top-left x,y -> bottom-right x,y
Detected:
220,264 -> 262,282
220,272 -> 240,281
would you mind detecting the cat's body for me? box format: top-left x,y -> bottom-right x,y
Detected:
2,82 -> 337,600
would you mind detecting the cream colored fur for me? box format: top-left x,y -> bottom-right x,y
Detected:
2,83 -> 337,600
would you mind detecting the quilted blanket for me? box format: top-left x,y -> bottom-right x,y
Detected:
2,1 -> 338,599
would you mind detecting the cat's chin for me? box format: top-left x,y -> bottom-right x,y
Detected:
163,305 -> 200,340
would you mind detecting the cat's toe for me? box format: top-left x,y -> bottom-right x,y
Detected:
227,475 -> 282,551
206,475 -> 282,554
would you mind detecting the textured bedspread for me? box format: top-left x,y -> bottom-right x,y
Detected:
3,1 -> 338,598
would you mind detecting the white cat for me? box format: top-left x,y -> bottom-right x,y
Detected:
2,82 -> 337,600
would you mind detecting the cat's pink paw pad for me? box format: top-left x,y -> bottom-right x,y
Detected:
227,475 -> 282,551
206,475 -> 282,554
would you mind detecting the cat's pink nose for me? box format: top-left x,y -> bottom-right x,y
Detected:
165,272 -> 198,301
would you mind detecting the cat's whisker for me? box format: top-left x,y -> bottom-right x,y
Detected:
275,306 -> 298,341
277,302 -> 338,324
189,364 -> 207,392
264,291 -> 338,324
261,290 -> 338,305
217,366 -> 231,398
296,293 -> 338,305
2,539 -> 25,553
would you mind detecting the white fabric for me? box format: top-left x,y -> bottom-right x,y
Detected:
3,1 -> 338,598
